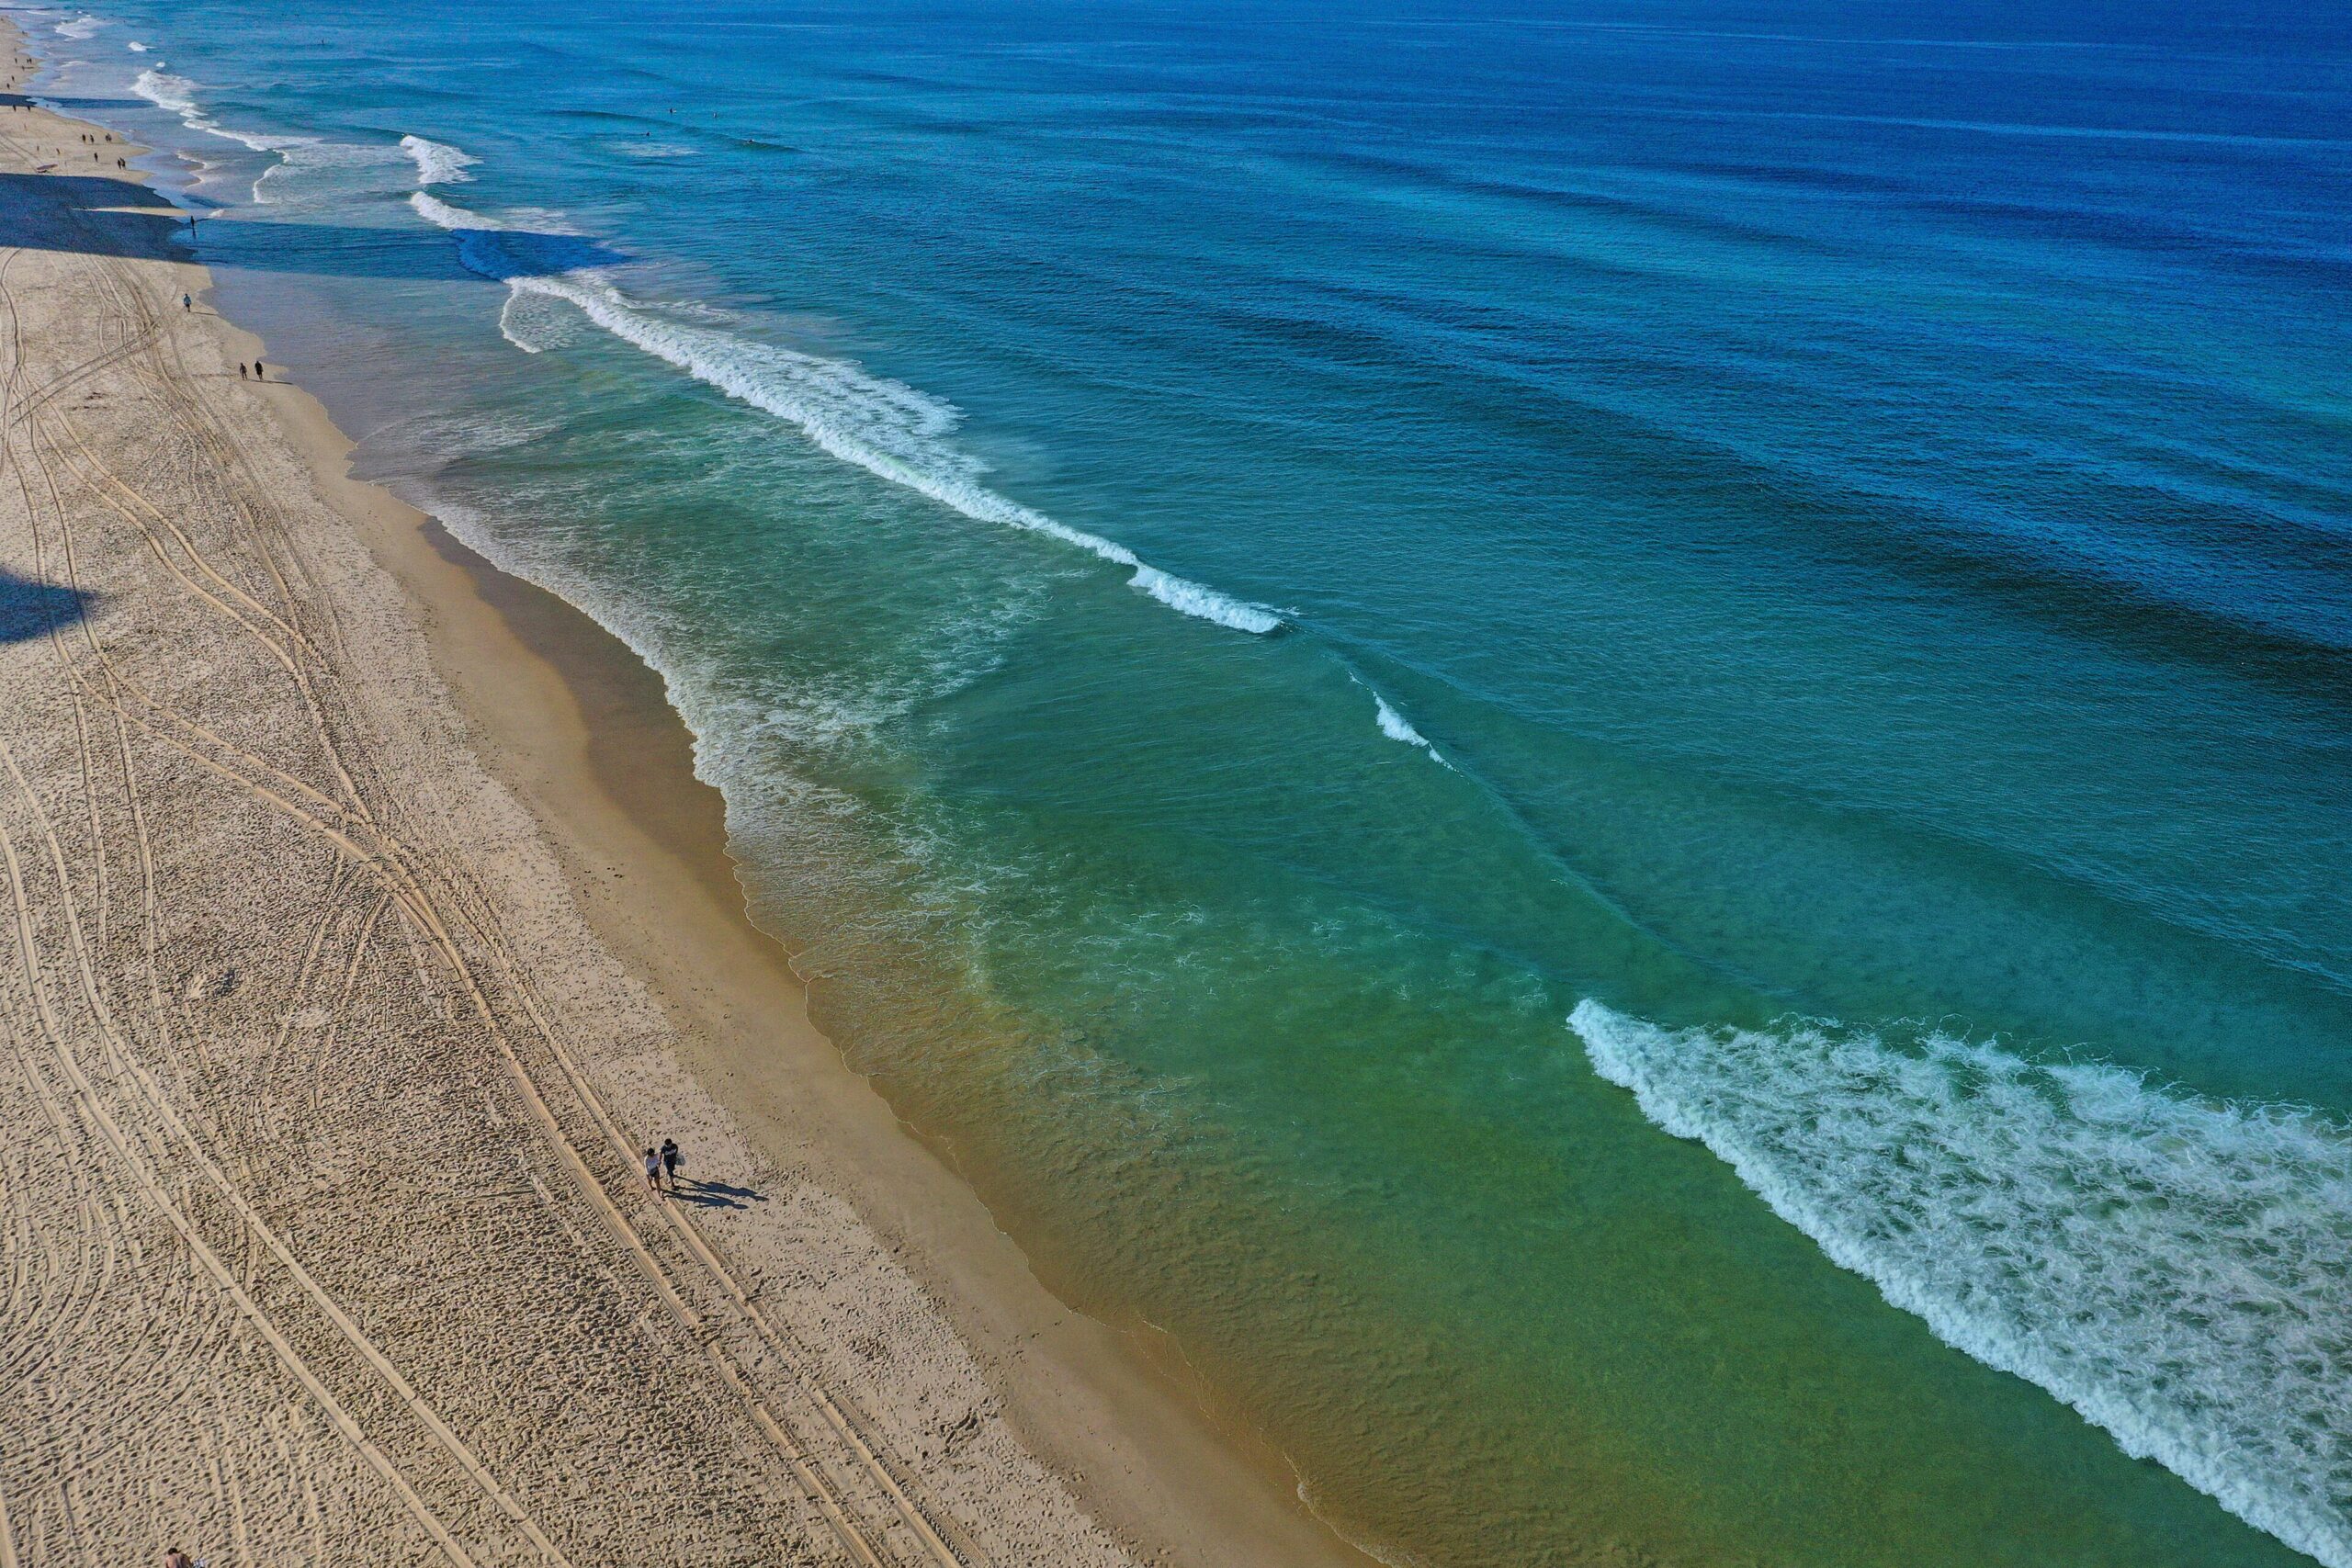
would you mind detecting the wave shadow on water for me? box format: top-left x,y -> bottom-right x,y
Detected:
0,170 -> 626,280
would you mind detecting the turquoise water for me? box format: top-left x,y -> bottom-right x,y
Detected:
25,2 -> 2352,1562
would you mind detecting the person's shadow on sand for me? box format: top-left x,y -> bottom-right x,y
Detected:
676,1179 -> 765,1211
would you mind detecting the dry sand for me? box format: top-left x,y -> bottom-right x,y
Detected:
0,40 -> 1368,1568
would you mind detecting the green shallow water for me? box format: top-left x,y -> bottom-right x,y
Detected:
45,0 -> 2352,1561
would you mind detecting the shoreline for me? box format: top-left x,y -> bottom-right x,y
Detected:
315,395 -> 1374,1568
2,23 -> 1373,1567
11,8 -> 2348,1567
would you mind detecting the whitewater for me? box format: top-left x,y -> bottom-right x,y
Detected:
1572,998 -> 2352,1568
122,62 -> 1280,635
41,8 -> 2352,1562
404,187 -> 1283,637
111,66 -> 1480,840
400,132 -> 476,186
130,65 -> 423,207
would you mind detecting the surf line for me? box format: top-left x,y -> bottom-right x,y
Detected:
1571,998 -> 2352,1568
130,67 -> 420,208
406,184 -> 1283,637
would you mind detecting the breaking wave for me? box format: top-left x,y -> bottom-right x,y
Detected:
130,67 -> 199,120
1374,693 -> 1428,747
400,133 -> 477,187
131,66 -> 401,203
1349,676 -> 1447,764
408,189 -> 1281,636
1569,998 -> 2352,1568
54,15 -> 103,39
133,68 -> 281,154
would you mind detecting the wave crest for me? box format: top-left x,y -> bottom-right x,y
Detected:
1349,677 -> 1447,765
400,133 -> 477,187
134,67 -> 288,156
1570,998 -> 2352,1568
132,68 -> 408,207
130,67 -> 201,121
410,190 -> 1280,635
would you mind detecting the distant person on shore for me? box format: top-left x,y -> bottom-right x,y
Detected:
644,1146 -> 663,1198
660,1136 -> 681,1191
164,1550 -> 193,1568
238,363 -> 247,379
180,292 -> 190,311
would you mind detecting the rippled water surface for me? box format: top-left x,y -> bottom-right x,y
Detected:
29,1 -> 2352,1562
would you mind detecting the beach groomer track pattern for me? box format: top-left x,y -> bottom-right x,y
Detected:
0,59 -> 1137,1568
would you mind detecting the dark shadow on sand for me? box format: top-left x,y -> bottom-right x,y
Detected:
674,1179 -> 766,1211
0,569 -> 91,643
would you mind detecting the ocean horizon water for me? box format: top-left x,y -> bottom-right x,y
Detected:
22,1 -> 2351,1562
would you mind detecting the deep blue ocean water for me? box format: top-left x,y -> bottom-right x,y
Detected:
24,2 -> 2352,1562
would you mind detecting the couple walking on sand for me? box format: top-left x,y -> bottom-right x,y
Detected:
643,1136 -> 684,1198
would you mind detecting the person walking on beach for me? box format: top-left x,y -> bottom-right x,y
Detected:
644,1146 -> 663,1199
660,1136 -> 681,1192
237,363 -> 246,379
180,292 -> 190,311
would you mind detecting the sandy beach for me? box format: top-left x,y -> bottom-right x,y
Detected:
0,32 -> 1366,1568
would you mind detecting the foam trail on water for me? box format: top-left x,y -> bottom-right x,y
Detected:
125,39 -> 148,52
1570,998 -> 2352,1568
496,292 -> 549,355
409,190 -> 1281,635
54,15 -> 102,39
401,133 -> 477,187
130,67 -> 201,121
130,66 -> 403,207
134,68 -> 287,154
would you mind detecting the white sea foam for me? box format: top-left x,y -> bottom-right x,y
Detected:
408,190 -> 1281,635
54,15 -> 103,39
130,67 -> 199,120
125,39 -> 148,52
253,140 -> 417,205
133,69 -> 411,204
1569,998 -> 2352,1568
400,133 -> 477,187
1373,692 -> 1449,764
1346,675 -> 1447,763
134,67 -> 300,162
408,478 -> 1037,767
496,290 -> 569,355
